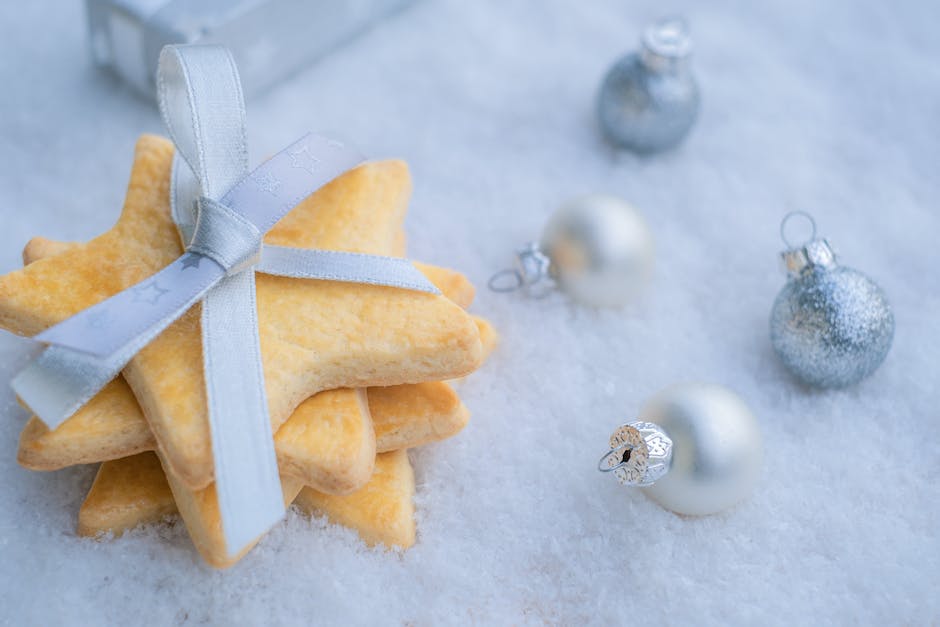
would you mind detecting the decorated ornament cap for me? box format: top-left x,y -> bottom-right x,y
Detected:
597,421 -> 673,487
641,17 -> 693,71
779,211 -> 837,277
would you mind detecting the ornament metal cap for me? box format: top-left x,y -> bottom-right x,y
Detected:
778,211 -> 837,276
487,241 -> 555,297
641,17 -> 693,71
597,421 -> 673,487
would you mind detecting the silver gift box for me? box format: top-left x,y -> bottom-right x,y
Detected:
86,0 -> 415,99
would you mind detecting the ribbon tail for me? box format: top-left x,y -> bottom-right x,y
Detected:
202,270 -> 284,555
11,342 -> 136,430
15,257 -> 224,429
257,246 -> 442,294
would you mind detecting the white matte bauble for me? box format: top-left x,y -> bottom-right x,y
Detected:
639,383 -> 762,516
540,194 -> 653,307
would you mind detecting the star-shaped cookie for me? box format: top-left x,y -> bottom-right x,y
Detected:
0,135 -> 483,490
16,237 -> 492,495
13,234 -> 497,567
66,323 -> 492,566
80,449 -> 417,554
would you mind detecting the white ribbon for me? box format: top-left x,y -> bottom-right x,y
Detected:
12,44 -> 440,556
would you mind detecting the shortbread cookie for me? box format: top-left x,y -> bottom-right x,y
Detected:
17,238 -> 480,489
413,262 -> 475,309
22,237 -> 477,311
78,451 -> 176,537
158,453 -> 305,569
18,375 -> 153,470
274,388 -> 375,494
14,239 -> 363,494
0,134 -> 483,490
79,449 -> 416,557
474,317 -> 499,359
370,382 -> 469,453
294,449 -> 416,549
448,317 -> 499,385
22,386 -> 376,494
77,448 -> 302,568
80,449 -> 302,570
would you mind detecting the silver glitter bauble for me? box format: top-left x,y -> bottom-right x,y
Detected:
770,214 -> 894,388
539,194 -> 654,307
597,17 -> 700,154
599,383 -> 762,516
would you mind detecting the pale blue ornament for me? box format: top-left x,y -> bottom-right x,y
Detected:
597,17 -> 700,154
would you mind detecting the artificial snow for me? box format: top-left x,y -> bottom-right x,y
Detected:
0,1 -> 938,624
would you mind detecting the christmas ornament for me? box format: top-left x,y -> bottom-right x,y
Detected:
597,17 -> 700,154
489,194 -> 654,307
770,212 -> 894,388
599,383 -> 762,516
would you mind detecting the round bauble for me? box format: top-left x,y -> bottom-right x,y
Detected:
770,214 -> 894,389
540,194 -> 653,307
638,383 -> 762,516
597,17 -> 700,154
771,265 -> 894,388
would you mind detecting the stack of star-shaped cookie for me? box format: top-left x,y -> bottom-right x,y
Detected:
0,135 -> 496,568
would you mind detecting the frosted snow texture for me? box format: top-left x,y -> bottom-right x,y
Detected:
1,1 -> 938,624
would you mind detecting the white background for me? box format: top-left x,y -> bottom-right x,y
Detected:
1,1 -> 938,624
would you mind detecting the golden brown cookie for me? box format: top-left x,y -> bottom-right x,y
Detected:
160,453 -> 305,569
17,243 -> 490,494
79,449 -> 416,560
80,449 -> 302,568
474,317 -> 499,359
274,388 -> 375,495
78,452 -> 176,537
413,262 -> 475,309
18,375 -> 154,470
78,449 -> 301,570
369,382 -> 469,453
0,135 -> 483,490
295,449 -> 416,549
15,238 -> 367,494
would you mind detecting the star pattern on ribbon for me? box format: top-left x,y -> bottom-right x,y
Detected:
130,281 -> 169,305
252,171 -> 282,196
86,310 -> 110,330
180,253 -> 203,270
288,144 -> 321,175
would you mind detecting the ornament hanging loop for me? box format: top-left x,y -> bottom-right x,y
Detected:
779,211 -> 817,249
488,242 -> 554,298
487,269 -> 524,293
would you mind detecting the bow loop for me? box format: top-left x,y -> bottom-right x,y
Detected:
157,45 -> 248,199
189,196 -> 263,276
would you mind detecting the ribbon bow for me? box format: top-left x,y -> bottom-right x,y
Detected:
12,44 -> 439,555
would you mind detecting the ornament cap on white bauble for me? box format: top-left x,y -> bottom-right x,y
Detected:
539,194 -> 654,307
770,212 -> 894,389
599,383 -> 763,516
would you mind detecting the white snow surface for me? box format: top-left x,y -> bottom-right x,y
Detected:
1,1 -> 939,625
